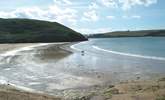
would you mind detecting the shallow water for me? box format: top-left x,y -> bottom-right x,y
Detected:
72,37 -> 165,75
0,37 -> 165,94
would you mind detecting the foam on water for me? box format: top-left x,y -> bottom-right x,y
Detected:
70,44 -> 82,51
92,45 -> 165,61
0,76 -> 8,84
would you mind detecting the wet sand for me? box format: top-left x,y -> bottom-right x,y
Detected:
0,43 -> 63,100
0,44 -> 35,53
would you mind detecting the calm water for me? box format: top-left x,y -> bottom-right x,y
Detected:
71,37 -> 165,74
93,37 -> 165,58
73,37 -> 165,59
0,37 -> 165,94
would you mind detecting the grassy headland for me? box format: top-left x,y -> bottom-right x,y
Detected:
88,29 -> 165,38
0,18 -> 87,43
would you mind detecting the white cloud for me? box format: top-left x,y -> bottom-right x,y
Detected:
62,0 -> 72,5
53,0 -> 72,5
97,0 -> 157,10
99,0 -> 118,8
0,7 -> 46,20
75,27 -> 112,34
89,2 -> 99,9
48,4 -> 77,24
0,11 -> 16,18
0,0 -> 78,26
81,2 -> 100,22
122,15 -> 141,19
14,7 -> 46,19
82,10 -> 99,22
119,0 -> 158,10
107,15 -> 116,19
132,15 -> 141,19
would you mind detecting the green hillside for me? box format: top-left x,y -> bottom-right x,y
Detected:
88,29 -> 165,38
0,18 -> 87,43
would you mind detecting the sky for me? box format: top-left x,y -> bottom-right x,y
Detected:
0,0 -> 165,34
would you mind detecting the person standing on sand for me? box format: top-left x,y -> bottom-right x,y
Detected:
81,50 -> 85,56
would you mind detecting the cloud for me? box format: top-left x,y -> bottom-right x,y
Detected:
75,27 -> 112,34
48,4 -> 77,24
99,0 -> 118,8
97,0 -> 158,10
53,0 -> 72,5
89,2 -> 99,9
122,15 -> 141,19
132,15 -> 141,19
0,0 -> 78,26
119,0 -> 157,10
81,2 -> 99,22
0,11 -> 16,18
107,15 -> 116,19
0,7 -> 46,19
81,10 -> 99,22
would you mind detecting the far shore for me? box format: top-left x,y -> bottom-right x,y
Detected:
0,43 -> 165,100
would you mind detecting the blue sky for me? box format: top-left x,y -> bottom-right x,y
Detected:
0,0 -> 164,34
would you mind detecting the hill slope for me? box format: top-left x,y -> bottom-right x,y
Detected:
88,29 -> 165,38
0,18 -> 87,43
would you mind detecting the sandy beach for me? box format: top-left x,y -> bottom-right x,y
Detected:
61,77 -> 165,100
1,78 -> 165,100
0,84 -> 61,100
0,43 -> 165,100
0,43 -> 63,100
0,77 -> 165,100
0,44 -> 35,53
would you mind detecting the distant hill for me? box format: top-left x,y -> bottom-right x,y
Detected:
88,29 -> 165,38
0,18 -> 87,43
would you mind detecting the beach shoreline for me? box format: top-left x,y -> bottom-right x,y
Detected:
0,77 -> 165,100
0,43 -> 35,53
0,43 -> 65,100
0,43 -> 165,100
